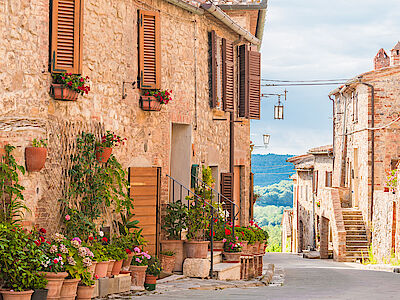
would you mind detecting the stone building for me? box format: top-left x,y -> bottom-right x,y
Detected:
287,145 -> 333,254
0,0 -> 266,254
326,42 -> 400,262
281,209 -> 292,253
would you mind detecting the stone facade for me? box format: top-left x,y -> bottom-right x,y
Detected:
0,0 -> 262,238
281,209 -> 292,252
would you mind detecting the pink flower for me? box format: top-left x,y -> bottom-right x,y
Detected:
135,258 -> 142,263
95,274 -> 99,279
65,215 -> 70,221
134,247 -> 141,253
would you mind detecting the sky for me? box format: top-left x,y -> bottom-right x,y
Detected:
251,0 -> 400,155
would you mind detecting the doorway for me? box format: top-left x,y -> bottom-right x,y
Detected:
299,220 -> 304,252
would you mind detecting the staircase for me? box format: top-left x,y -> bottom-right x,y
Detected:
342,209 -> 369,262
207,251 -> 241,280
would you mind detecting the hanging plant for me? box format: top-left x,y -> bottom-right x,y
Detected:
51,73 -> 90,101
140,89 -> 172,111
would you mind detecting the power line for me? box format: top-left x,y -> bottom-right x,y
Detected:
263,82 -> 346,87
261,79 -> 349,83
255,172 -> 296,175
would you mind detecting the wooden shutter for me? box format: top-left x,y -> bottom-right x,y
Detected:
222,38 -> 234,111
139,10 -> 161,89
51,0 -> 83,74
210,30 -> 218,108
221,172 -> 233,220
313,171 -> 318,194
325,171 -> 332,187
248,50 -> 261,119
239,44 -> 249,118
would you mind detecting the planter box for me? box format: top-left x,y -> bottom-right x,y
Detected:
51,84 -> 79,101
140,96 -> 162,111
117,275 -> 131,293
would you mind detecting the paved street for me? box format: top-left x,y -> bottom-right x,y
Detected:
138,253 -> 400,300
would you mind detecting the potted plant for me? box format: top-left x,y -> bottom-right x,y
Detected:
223,237 -> 242,263
140,89 -> 172,111
106,242 -> 128,276
208,219 -> 231,252
185,198 -> 210,259
51,73 -> 90,101
0,224 -> 47,300
385,169 -> 398,193
76,271 -> 95,300
236,227 -> 255,255
129,248 -> 150,287
95,130 -> 126,163
25,138 -> 47,172
161,200 -> 187,272
145,257 -> 162,291
114,229 -> 146,270
88,239 -> 109,278
159,251 -> 175,274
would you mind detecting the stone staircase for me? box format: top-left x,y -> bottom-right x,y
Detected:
342,209 -> 369,262
207,251 -> 241,280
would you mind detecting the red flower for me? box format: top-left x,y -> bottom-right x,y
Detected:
208,231 -> 215,237
46,241 -> 51,245
34,240 -> 40,246
58,253 -> 62,257
40,236 -> 45,242
88,236 -> 94,241
53,259 -> 58,264
225,228 -> 231,236
125,249 -> 132,254
102,237 -> 108,243
39,228 -> 47,234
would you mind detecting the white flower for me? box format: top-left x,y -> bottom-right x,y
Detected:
54,233 -> 65,243
49,245 -> 58,253
99,231 -> 104,237
60,244 -> 69,254
82,257 -> 92,267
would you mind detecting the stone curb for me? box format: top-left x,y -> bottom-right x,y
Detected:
260,263 -> 275,285
189,281 -> 264,291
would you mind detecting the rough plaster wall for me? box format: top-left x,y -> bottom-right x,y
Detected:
0,0 -> 254,230
297,171 -> 314,250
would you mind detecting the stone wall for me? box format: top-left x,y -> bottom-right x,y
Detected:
0,0 -> 255,232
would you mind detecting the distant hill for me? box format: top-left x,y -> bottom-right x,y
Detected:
254,180 -> 293,207
251,154 -> 296,187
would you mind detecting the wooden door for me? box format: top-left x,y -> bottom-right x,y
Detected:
353,148 -> 359,208
129,167 -> 160,255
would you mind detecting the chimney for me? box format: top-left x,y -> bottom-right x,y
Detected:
391,41 -> 400,66
374,48 -> 390,70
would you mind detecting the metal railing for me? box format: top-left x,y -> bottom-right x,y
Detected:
191,174 -> 241,237
166,174 -> 217,277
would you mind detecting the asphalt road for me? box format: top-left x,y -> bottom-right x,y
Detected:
139,253 -> 400,300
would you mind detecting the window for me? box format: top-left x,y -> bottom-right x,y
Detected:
325,171 -> 332,187
352,92 -> 358,123
239,44 -> 261,119
313,171 -> 318,194
138,10 -> 161,89
51,0 -> 83,74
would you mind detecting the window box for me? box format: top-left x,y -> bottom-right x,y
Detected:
50,84 -> 79,101
140,96 -> 162,111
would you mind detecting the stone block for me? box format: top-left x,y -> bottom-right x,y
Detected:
92,279 -> 99,298
117,274 -> 132,293
108,277 -> 119,294
98,277 -> 110,298
183,258 -> 210,278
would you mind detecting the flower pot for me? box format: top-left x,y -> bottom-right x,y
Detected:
60,278 -> 80,300
94,261 -> 109,278
32,289 -> 48,300
129,265 -> 148,287
259,243 -> 265,254
107,260 -> 115,277
41,272 -> 68,300
144,274 -> 157,291
241,241 -> 249,254
211,241 -> 224,251
223,252 -> 242,263
185,241 -> 209,259
87,261 -> 97,279
0,290 -> 34,300
111,259 -> 123,276
160,254 -> 176,274
161,240 -> 184,272
122,253 -> 134,271
95,146 -> 112,163
140,96 -> 162,111
51,84 -> 79,101
76,285 -> 94,300
25,147 -> 47,172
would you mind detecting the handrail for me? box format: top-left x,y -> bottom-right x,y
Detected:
166,174 -> 216,278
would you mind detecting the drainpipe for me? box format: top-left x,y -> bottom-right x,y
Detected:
328,95 -> 335,169
358,81 -> 375,224
339,91 -> 347,187
230,111 -> 235,235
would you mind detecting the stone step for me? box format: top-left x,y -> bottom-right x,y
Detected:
207,251 -> 222,265
346,231 -> 367,237
342,209 -> 363,215
346,240 -> 369,246
343,220 -> 365,225
342,257 -> 364,262
212,262 -> 241,280
345,225 -> 366,231
342,215 -> 364,221
346,250 -> 369,257
346,245 -> 369,251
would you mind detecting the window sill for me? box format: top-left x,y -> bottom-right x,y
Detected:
212,109 -> 228,120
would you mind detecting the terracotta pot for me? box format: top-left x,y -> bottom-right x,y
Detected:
0,290 -> 33,300
111,259 -> 123,276
25,147 -> 47,172
60,278 -> 80,300
223,252 -> 242,263
144,274 -> 157,285
122,253 -> 134,271
161,240 -> 184,272
259,243 -> 265,254
107,260 -> 115,277
31,289 -> 48,300
95,146 -> 112,163
160,254 -> 176,274
94,261 -> 109,278
76,285 -> 94,300
129,265 -> 148,287
241,241 -> 249,254
41,272 -> 68,300
185,241 -> 209,259
211,241 -> 224,251
140,96 -> 162,111
51,84 -> 79,101
87,261 -> 97,279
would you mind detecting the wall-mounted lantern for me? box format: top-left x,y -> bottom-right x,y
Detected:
274,95 -> 284,120
263,134 -> 270,148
